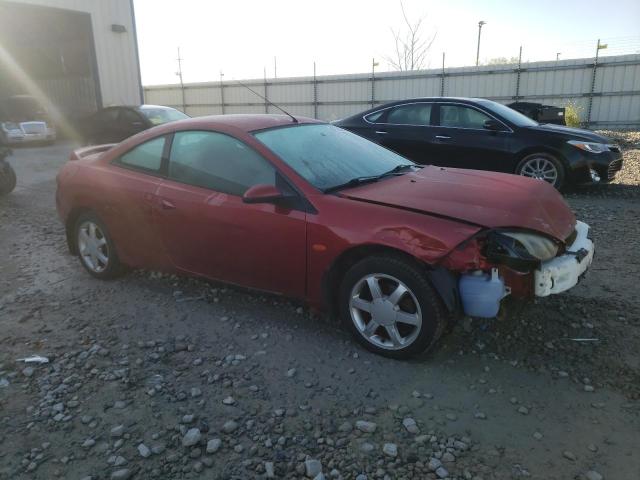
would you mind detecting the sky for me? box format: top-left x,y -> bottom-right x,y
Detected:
134,0 -> 640,86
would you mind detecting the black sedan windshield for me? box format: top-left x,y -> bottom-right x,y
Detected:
254,124 -> 413,191
478,99 -> 538,127
139,107 -> 189,125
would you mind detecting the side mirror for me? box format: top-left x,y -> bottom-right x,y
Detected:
483,119 -> 504,131
242,184 -> 292,204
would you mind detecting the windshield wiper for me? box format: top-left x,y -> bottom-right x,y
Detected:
323,164 -> 420,193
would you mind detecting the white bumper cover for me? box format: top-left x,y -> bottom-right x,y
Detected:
534,221 -> 594,297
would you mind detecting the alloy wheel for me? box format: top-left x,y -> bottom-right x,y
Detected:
349,273 -> 422,350
519,156 -> 559,186
77,221 -> 109,273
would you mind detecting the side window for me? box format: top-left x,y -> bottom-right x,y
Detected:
386,103 -> 432,126
119,108 -> 143,126
169,131 -> 276,196
117,136 -> 165,172
364,110 -> 385,123
98,108 -> 119,125
440,105 -> 491,129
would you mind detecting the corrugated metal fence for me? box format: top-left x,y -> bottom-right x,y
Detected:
144,54 -> 640,128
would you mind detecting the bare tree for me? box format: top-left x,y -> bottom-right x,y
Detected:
385,1 -> 437,71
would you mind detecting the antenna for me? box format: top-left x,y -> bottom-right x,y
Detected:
235,80 -> 298,123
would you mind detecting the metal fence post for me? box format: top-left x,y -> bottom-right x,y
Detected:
440,52 -> 445,96
371,58 -> 377,109
313,62 -> 318,119
514,46 -> 522,100
586,39 -> 601,126
219,71 -> 225,114
264,67 -> 268,113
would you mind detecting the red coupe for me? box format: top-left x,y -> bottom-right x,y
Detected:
56,115 -> 594,358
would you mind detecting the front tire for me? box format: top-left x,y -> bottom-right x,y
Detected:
74,212 -> 124,279
339,255 -> 447,359
0,161 -> 16,196
516,152 -> 565,190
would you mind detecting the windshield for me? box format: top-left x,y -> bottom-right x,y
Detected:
478,99 -> 538,127
139,107 -> 189,125
254,124 -> 413,191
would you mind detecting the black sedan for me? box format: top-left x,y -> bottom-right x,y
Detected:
80,105 -> 189,145
334,98 -> 623,190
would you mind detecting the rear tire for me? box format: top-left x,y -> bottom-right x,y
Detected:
74,212 -> 124,280
0,161 -> 16,196
338,254 -> 447,359
515,152 -> 565,190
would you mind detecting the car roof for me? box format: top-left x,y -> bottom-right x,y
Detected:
164,114 -> 324,133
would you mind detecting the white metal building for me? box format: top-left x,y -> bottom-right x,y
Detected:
0,0 -> 142,121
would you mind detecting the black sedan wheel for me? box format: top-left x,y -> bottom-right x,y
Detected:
516,153 -> 565,189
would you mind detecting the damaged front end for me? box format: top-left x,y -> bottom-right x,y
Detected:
439,221 -> 594,318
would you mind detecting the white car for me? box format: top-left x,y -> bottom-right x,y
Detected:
2,120 -> 56,145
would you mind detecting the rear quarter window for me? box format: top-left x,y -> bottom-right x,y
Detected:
116,136 -> 166,173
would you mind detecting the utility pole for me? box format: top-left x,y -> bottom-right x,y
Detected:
274,56 -> 277,78
176,47 -> 186,113
556,52 -> 561,61
476,21 -> 486,66
219,71 -> 225,114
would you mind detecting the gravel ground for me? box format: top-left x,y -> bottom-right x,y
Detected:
1,136 -> 639,480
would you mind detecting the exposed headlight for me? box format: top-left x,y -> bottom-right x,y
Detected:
500,231 -> 559,261
567,140 -> 608,154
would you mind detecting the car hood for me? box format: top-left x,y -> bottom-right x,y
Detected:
525,123 -> 611,143
339,167 -> 576,241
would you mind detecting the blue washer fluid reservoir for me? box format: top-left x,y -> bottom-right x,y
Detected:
459,268 -> 507,318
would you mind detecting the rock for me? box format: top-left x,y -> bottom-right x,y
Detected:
286,368 -> 297,377
402,418 -> 419,434
222,396 -> 235,405
382,443 -> 398,457
435,466 -> 449,478
355,420 -> 377,433
314,474 -> 326,480
533,432 -> 543,440
222,420 -> 238,433
22,367 -> 34,377
111,425 -> 125,438
563,450 -> 576,461
110,470 -> 131,480
474,412 -> 487,420
138,443 -> 151,458
442,452 -> 455,463
445,413 -> 458,421
428,458 -> 443,471
517,406 -> 529,415
182,428 -> 202,447
265,461 -> 275,478
82,438 -> 95,449
360,442 -> 375,453
585,471 -> 603,480
206,438 -> 221,453
305,458 -> 322,478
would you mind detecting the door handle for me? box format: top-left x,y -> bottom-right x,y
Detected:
160,199 -> 176,210
375,130 -> 388,135
435,135 -> 451,140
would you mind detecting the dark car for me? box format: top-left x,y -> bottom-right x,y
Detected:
80,104 -> 189,145
334,97 -> 623,190
507,101 -> 566,125
57,114 -> 593,358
